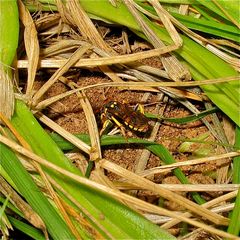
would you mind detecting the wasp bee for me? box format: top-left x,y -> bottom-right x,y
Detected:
100,101 -> 150,135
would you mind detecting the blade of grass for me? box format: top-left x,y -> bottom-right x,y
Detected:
227,126 -> 240,236
0,196 -> 23,218
195,0 -> 231,23
227,189 -> 240,236
0,0 -> 19,118
0,142 -> 77,240
233,126 -> 240,184
212,0 -> 239,28
169,12 -> 239,42
203,0 -> 239,27
137,2 -> 240,42
0,196 -> 12,237
10,99 -> 176,239
8,216 -> 45,240
146,107 -> 218,124
0,0 -> 19,67
0,195 -> 10,219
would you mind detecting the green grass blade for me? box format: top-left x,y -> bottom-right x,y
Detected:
195,0 -> 231,22
227,189 -> 240,236
0,142 -> 77,240
0,196 -> 23,218
146,107 -> 218,124
8,216 -> 45,240
0,196 -> 12,237
214,1 -> 239,27
0,195 -> 10,219
171,12 -> 239,42
196,0 -> 239,26
0,0 -> 19,67
233,126 -> 240,184
227,126 -> 240,236
51,133 -> 205,204
137,2 -> 239,42
10,100 -> 176,240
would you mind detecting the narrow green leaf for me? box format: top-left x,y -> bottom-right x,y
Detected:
146,107 -> 218,124
0,143 -> 76,240
195,0 -> 231,22
227,126 -> 240,236
8,216 -> 45,240
171,12 -> 239,42
0,195 -> 10,219
0,0 -> 19,66
214,1 -> 239,27
0,198 -> 12,237
227,189 -> 240,236
0,196 -> 23,218
233,126 -> 240,184
137,2 -> 239,42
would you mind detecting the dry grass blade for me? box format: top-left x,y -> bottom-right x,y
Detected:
17,43 -> 179,69
62,78 -> 101,160
0,175 -> 45,231
40,39 -> 84,58
99,159 -> 229,226
124,0 -> 191,82
139,151 -> 240,178
0,67 -> 14,119
35,13 -> 61,32
67,0 -> 126,85
144,0 -> 239,71
43,173 -> 81,239
55,0 -> 74,25
18,0 -> 39,97
0,134 -> 238,239
36,113 -> 91,154
206,44 -> 240,71
77,94 -> 101,160
66,0 -> 111,52
31,43 -> 91,106
115,183 -> 240,192
34,75 -> 239,110
162,190 -> 238,229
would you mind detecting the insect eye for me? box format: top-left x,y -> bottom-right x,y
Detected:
108,101 -> 117,108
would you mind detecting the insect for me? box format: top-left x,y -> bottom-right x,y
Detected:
100,101 -> 150,135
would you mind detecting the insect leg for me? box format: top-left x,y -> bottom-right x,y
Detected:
111,116 -> 127,137
100,113 -> 113,136
134,103 -> 145,114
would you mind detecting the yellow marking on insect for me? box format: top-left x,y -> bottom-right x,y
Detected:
128,124 -> 134,129
138,127 -> 145,132
136,104 -> 145,114
111,116 -> 123,128
110,104 -> 115,108
133,127 -> 139,131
